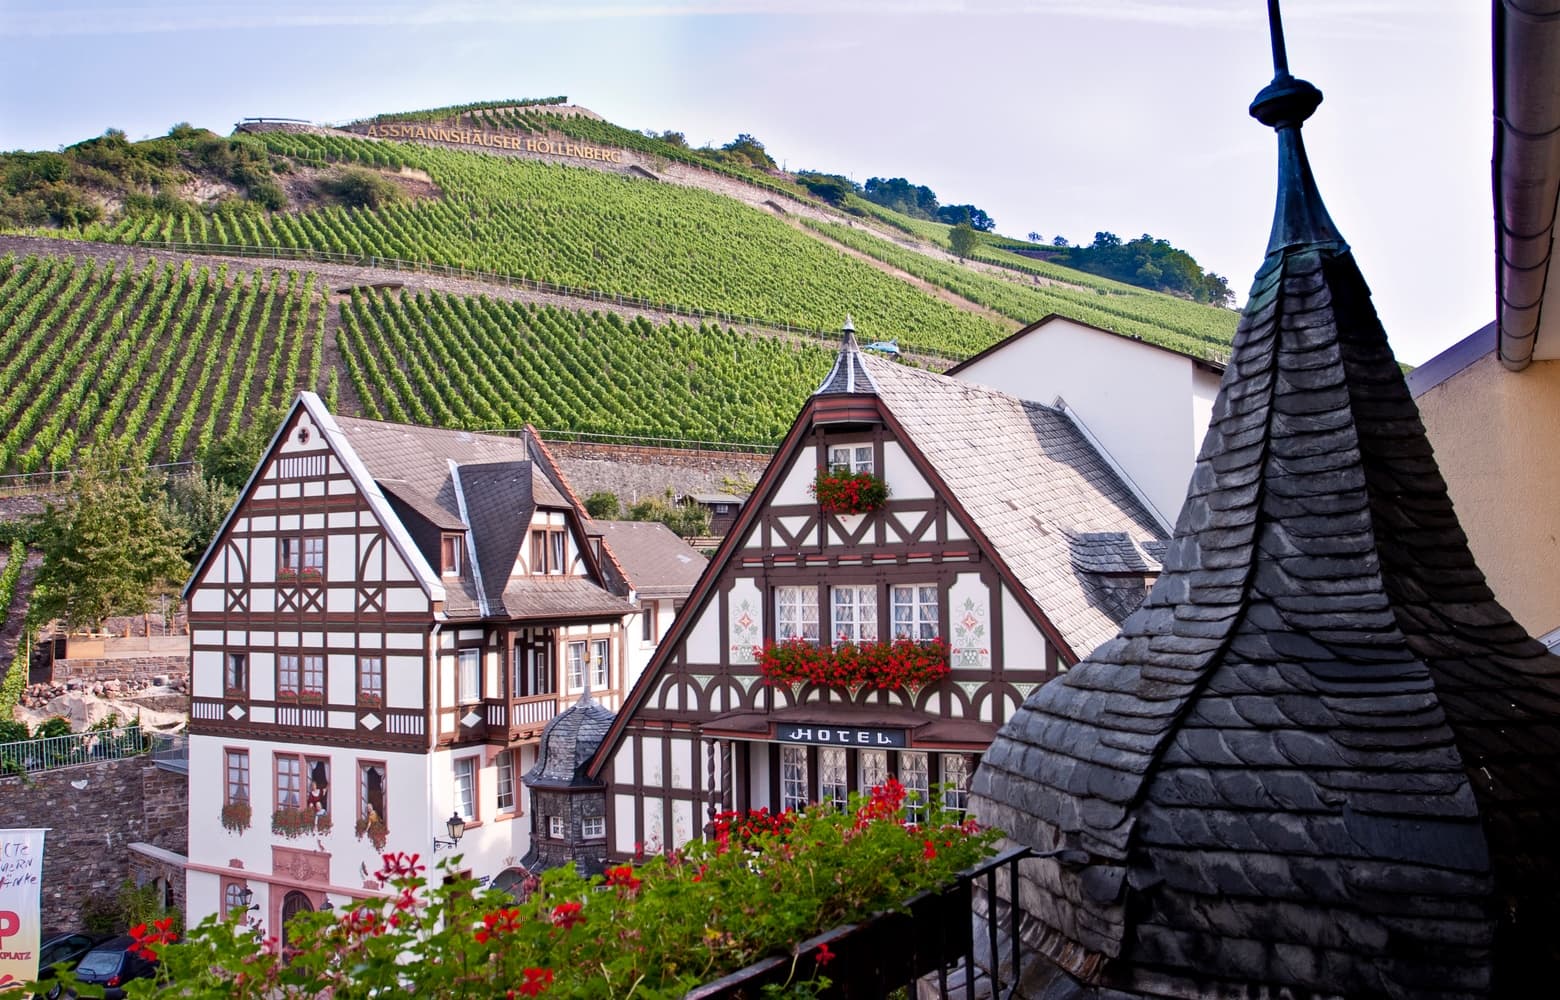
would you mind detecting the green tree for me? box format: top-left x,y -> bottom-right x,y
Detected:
166,471 -> 240,564
29,445 -> 190,632
199,405 -> 284,491
584,491 -> 620,519
948,222 -> 977,260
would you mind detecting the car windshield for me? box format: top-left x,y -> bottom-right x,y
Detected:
75,950 -> 124,977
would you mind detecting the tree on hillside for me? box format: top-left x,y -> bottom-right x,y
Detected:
948,222 -> 978,260
796,172 -> 857,206
935,204 -> 995,232
719,134 -> 777,171
1028,232 -> 1043,244
863,177 -> 939,220
29,445 -> 190,632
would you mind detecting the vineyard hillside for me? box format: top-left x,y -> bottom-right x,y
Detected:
0,101 -> 1240,476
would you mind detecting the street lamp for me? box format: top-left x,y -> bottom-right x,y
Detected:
433,811 -> 467,852
238,886 -> 259,912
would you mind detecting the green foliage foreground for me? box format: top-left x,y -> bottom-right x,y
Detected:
35,781 -> 996,998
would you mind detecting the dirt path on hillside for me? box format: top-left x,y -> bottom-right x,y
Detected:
0,235 -> 961,370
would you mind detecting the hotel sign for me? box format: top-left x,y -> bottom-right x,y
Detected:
355,123 -> 624,164
777,725 -> 906,748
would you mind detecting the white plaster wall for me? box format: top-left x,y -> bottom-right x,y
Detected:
951,318 -> 1212,523
772,444 -> 818,506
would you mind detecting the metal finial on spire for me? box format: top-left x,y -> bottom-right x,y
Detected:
842,315 -> 855,334
1250,0 -> 1344,254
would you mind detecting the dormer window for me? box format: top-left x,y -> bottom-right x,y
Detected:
828,445 -> 873,474
441,534 -> 463,576
530,528 -> 567,574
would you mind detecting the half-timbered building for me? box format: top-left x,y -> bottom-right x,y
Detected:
182,393 -> 639,934
587,327 -> 1169,857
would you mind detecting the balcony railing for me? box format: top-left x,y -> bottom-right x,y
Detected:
687,845 -> 1033,999
149,732 -> 188,774
0,725 -> 150,776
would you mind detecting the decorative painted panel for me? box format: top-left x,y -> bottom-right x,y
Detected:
948,573 -> 992,670
726,578 -> 761,666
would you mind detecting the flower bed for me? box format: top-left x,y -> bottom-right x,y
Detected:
756,636 -> 951,691
42,780 -> 997,999
810,468 -> 889,515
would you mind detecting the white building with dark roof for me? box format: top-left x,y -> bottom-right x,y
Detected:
182,394 -> 641,937
585,328 -> 1167,858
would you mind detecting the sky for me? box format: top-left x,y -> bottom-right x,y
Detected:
0,1 -> 1491,365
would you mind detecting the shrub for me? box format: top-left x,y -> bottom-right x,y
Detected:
320,168 -> 401,210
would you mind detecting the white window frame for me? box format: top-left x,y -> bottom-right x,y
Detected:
302,536 -> 325,573
819,747 -> 848,811
301,655 -> 325,696
225,749 -> 249,805
859,749 -> 889,794
453,756 -> 477,822
591,638 -> 610,690
900,750 -> 930,824
358,656 -> 383,704
548,815 -> 565,839
776,586 -> 820,642
827,444 -> 874,474
891,584 -> 939,641
780,745 -> 809,812
942,753 -> 974,814
832,585 -> 878,644
582,816 -> 605,839
566,641 -> 587,692
458,649 -> 481,703
277,654 -> 301,697
496,750 -> 515,813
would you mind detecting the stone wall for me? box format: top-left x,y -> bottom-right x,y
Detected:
50,653 -> 189,686
551,442 -> 771,507
0,755 -> 188,928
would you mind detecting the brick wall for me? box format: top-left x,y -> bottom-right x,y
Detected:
0,756 -> 188,928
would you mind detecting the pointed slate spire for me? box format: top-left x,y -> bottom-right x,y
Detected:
970,4 -> 1560,996
814,315 -> 879,396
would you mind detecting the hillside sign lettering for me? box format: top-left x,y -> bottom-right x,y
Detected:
777,725 -> 906,748
358,124 -> 624,163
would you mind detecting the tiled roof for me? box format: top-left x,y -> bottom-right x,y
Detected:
524,694 -> 615,789
863,355 -> 1166,657
335,415 -> 533,526
499,575 -> 635,621
970,35 -> 1560,999
593,520 -> 707,599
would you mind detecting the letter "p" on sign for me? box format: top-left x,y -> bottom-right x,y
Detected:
0,910 -> 19,946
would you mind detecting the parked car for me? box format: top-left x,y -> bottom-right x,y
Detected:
44,935 -> 157,999
30,931 -> 106,995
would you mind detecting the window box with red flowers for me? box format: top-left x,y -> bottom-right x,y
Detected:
220,800 -> 251,834
810,467 -> 889,515
357,692 -> 383,709
297,690 -> 325,705
355,812 -> 389,851
272,805 -> 331,838
755,636 -> 951,692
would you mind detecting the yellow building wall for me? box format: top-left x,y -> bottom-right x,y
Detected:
1416,354 -> 1560,638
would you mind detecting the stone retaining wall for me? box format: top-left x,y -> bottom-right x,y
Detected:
51,653 -> 190,686
551,442 -> 770,507
1,756 -> 188,928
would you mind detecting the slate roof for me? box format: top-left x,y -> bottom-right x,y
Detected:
592,520 -> 708,599
863,355 -> 1166,656
524,694 -> 616,789
969,26 -> 1560,1000
815,319 -> 879,395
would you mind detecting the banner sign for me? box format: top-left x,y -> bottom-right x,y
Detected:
0,828 -> 44,992
776,725 -> 906,748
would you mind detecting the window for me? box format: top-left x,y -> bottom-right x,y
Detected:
496,751 -> 515,812
900,751 -> 929,824
278,655 -> 300,698
942,754 -> 974,814
278,537 -> 323,577
359,762 -> 386,826
278,538 -> 299,574
828,445 -> 873,474
781,745 -> 809,812
591,639 -> 610,690
891,585 -> 939,640
441,534 -> 462,576
225,653 -> 247,696
453,757 -> 477,822
566,641 -> 587,692
776,586 -> 819,642
640,606 -> 656,643
223,883 -> 249,919
832,585 -> 878,644
859,749 -> 889,794
224,750 -> 249,805
302,537 -> 324,573
458,649 -> 481,703
819,747 -> 848,811
301,655 -> 324,697
515,642 -> 554,697
358,656 -> 383,706
548,815 -> 565,839
275,755 -> 302,809
531,529 -> 567,574
582,816 -> 605,839
305,757 -> 331,817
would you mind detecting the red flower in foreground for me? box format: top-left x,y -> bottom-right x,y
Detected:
476,907 -> 524,944
128,917 -> 179,960
923,840 -> 938,860
605,864 -> 642,894
551,901 -> 586,930
516,967 -> 554,996
815,942 -> 835,967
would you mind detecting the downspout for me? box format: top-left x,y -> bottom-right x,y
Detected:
1495,0 -> 1560,370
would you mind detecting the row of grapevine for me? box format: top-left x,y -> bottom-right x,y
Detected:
802,220 -> 1237,358
0,540 -> 32,719
0,254 -> 324,473
339,287 -> 835,445
77,131 -> 1012,357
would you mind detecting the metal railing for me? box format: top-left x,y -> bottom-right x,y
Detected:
149,732 -> 188,773
0,724 -> 149,775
